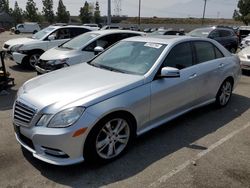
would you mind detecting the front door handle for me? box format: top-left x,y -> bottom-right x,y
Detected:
219,63 -> 224,68
189,73 -> 197,79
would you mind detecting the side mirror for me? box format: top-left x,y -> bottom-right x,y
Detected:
159,67 -> 180,78
48,35 -> 56,41
94,46 -> 104,55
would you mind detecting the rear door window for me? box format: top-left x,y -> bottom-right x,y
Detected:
194,41 -> 224,63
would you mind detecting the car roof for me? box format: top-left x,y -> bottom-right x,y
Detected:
122,35 -> 213,45
89,29 -> 145,35
48,25 -> 94,30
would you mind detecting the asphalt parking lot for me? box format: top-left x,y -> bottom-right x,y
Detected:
0,32 -> 250,188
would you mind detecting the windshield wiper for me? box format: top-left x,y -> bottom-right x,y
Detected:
60,46 -> 73,50
89,63 -> 126,73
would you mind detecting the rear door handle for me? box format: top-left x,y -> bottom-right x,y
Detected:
189,73 -> 197,79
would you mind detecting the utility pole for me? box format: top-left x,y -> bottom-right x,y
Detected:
107,0 -> 111,25
202,0 -> 207,25
138,0 -> 141,30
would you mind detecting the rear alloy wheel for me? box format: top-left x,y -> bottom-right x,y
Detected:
84,115 -> 133,163
29,53 -> 41,68
230,47 -> 237,54
216,80 -> 233,107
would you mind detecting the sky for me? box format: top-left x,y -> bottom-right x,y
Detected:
9,0 -> 238,19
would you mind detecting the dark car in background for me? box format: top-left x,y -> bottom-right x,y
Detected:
0,27 -> 5,33
188,27 -> 239,53
150,29 -> 185,36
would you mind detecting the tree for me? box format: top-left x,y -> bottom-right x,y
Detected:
94,1 -> 101,24
12,1 -> 23,23
56,0 -> 70,23
0,0 -> 10,13
235,0 -> 250,25
42,0 -> 54,23
79,1 -> 92,23
25,0 -> 39,22
233,9 -> 240,21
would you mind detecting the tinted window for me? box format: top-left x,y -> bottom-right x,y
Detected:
209,30 -> 220,38
163,42 -> 193,69
214,47 -> 224,58
70,27 -> 90,38
219,30 -> 232,37
194,41 -> 216,63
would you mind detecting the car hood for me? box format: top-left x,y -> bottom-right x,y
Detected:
5,37 -> 37,47
19,63 -> 144,113
40,47 -> 80,61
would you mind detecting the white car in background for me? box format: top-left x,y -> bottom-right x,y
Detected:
12,22 -> 41,34
238,46 -> 250,70
240,35 -> 250,49
35,30 -> 145,74
2,25 -> 94,68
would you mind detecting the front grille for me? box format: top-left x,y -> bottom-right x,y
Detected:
3,44 -> 9,49
14,101 -> 36,126
14,124 -> 35,150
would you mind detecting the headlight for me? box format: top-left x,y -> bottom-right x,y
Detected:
37,107 -> 84,128
10,44 -> 23,52
48,58 -> 69,65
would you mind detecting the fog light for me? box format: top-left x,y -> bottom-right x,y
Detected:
41,146 -> 69,158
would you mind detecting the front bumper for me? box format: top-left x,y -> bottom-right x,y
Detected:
13,111 -> 98,166
12,52 -> 27,64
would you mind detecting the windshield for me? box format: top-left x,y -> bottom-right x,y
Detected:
61,32 -> 100,50
90,41 -> 166,75
188,28 -> 213,37
32,26 -> 56,40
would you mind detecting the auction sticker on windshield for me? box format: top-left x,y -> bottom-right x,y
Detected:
144,43 -> 163,49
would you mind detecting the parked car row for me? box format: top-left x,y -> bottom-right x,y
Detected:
3,25 -> 95,68
35,30 -> 144,74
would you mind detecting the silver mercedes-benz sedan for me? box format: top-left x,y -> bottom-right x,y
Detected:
13,36 -> 241,165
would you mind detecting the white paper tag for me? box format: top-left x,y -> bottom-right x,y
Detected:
144,43 -> 162,49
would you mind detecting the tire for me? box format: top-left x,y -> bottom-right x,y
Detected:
215,79 -> 233,108
28,53 -> 42,69
15,30 -> 20,34
33,30 -> 38,34
84,113 -> 135,163
229,47 -> 237,53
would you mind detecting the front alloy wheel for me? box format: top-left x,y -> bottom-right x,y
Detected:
96,118 -> 130,159
29,53 -> 41,68
84,114 -> 133,163
216,80 -> 233,107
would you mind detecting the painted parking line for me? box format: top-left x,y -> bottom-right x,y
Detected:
149,122 -> 250,188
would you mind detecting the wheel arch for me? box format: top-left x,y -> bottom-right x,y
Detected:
83,110 -> 137,153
